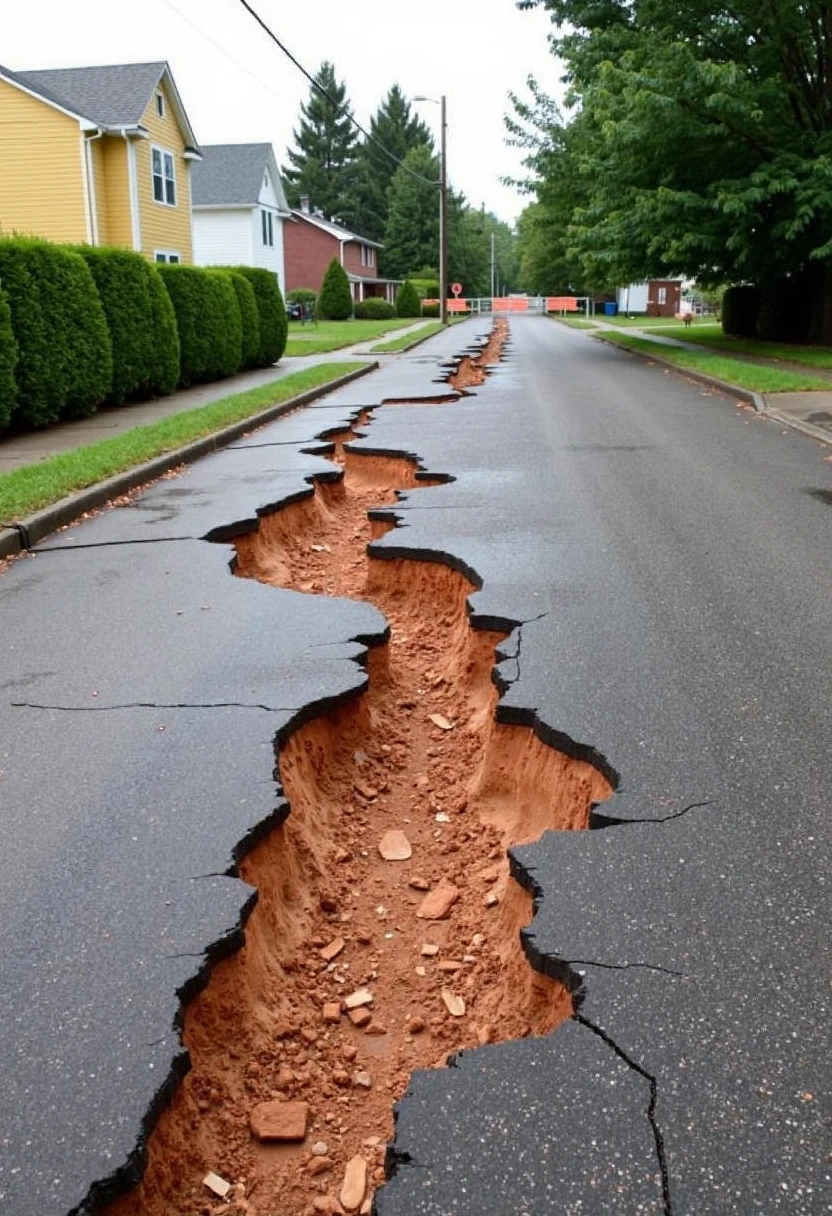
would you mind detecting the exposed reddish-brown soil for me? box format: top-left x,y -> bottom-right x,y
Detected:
448,319 -> 508,389
106,322 -> 611,1216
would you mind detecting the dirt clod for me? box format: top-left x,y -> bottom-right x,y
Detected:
416,880 -> 460,920
249,1101 -> 308,1142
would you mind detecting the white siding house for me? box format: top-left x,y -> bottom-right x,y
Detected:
191,143 -> 289,291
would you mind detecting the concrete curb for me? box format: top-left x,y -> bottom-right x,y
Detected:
762,406 -> 832,447
592,332 -> 767,410
0,362 -> 378,561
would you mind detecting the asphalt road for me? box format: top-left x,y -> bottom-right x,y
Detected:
1,317 -> 830,1214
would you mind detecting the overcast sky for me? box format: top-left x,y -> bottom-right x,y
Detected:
4,0 -> 560,224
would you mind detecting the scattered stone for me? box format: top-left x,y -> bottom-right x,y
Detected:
408,876 -> 430,891
479,865 -> 500,884
416,880 -> 460,920
332,1069 -> 351,1087
307,1156 -> 334,1176
312,1142 -> 329,1156
364,1019 -> 387,1036
415,965 -> 426,977
323,1002 -> 342,1024
434,812 -> 451,823
348,1007 -> 372,1028
319,893 -> 339,913
345,987 -> 374,1009
429,713 -> 454,731
471,933 -> 485,948
340,1155 -> 368,1212
203,1172 -> 232,1199
421,943 -> 439,956
484,892 -> 500,909
406,1015 -> 426,1035
273,1019 -> 295,1039
249,1100 -> 309,1142
320,937 -> 346,962
441,989 -> 466,1018
363,1135 -> 381,1147
378,830 -> 412,861
276,1065 -> 294,1090
438,960 -> 463,973
354,781 -> 378,800
342,1044 -> 358,1062
301,1027 -> 318,1045
335,848 -> 352,863
353,1070 -> 373,1088
310,543 -> 332,553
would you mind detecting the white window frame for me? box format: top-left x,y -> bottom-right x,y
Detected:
154,250 -> 181,264
155,90 -> 165,118
261,208 -> 274,247
151,144 -> 177,207
367,245 -> 375,267
360,244 -> 368,267
657,286 -> 667,305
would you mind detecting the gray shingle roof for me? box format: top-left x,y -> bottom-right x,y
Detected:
12,61 -> 167,127
192,143 -> 275,207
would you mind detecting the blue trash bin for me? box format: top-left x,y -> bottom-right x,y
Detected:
604,302 -> 618,316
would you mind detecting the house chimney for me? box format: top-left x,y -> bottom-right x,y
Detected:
300,194 -> 311,214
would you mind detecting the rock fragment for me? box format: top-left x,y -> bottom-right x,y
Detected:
202,1172 -> 231,1199
416,879 -> 460,920
340,1155 -> 368,1212
378,829 -> 412,861
249,1100 -> 309,1142
441,989 -> 466,1018
345,987 -> 374,1009
429,713 -> 454,731
320,937 -> 346,962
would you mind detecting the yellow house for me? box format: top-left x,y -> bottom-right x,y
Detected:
0,60 -> 201,263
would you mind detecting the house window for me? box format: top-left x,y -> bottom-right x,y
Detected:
657,286 -> 667,305
154,251 -> 180,264
261,209 -> 274,247
367,246 -> 374,267
155,91 -> 165,118
360,244 -> 374,267
151,146 -> 176,206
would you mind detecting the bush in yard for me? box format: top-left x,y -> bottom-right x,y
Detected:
721,284 -> 761,338
421,301 -> 440,318
287,287 -> 317,308
0,237 -> 111,428
219,270 -> 261,369
157,264 -> 242,386
317,257 -> 354,320
233,266 -> 287,365
0,285 -> 17,431
354,297 -> 396,319
395,279 -> 421,318
75,247 -> 179,404
756,273 -> 814,343
410,277 -> 440,299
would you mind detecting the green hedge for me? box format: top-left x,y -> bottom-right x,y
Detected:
354,297 -> 397,319
421,302 -> 440,318
722,285 -> 761,338
287,287 -> 317,306
220,270 -> 261,369
410,277 -> 440,299
318,257 -> 354,320
233,267 -> 287,365
157,264 -> 243,386
0,237 -> 111,428
396,279 -> 421,318
76,247 -> 179,404
0,285 -> 17,431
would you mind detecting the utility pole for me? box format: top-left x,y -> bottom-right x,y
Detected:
439,94 -> 448,326
490,231 -> 496,300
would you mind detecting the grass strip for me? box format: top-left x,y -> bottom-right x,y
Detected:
597,332 -> 831,392
601,314 -> 690,327
370,322 -> 445,352
284,317 -> 416,356
550,316 -> 598,329
0,362 -> 362,522
640,323 -> 832,369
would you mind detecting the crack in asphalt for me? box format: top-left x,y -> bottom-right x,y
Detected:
570,960 -> 685,978
35,537 -> 193,551
592,799 -> 714,829
10,700 -> 291,713
576,1013 -> 672,1216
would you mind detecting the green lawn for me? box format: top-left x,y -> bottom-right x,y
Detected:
640,322 -> 832,369
284,318 -> 417,356
550,316 -> 598,329
0,363 -> 364,523
596,332 -> 830,392
370,321 -> 445,352
602,314 -> 694,327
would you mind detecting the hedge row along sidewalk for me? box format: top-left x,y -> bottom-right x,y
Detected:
0,362 -> 373,560
594,331 -> 832,394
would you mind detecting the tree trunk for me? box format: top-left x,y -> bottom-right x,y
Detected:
808,261 -> 832,343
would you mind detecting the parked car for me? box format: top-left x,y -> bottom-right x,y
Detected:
286,300 -> 303,321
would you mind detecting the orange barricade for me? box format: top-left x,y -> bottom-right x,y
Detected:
546,296 -> 579,312
447,298 -> 470,313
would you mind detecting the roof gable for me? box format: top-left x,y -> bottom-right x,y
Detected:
192,143 -> 289,210
290,209 -> 382,249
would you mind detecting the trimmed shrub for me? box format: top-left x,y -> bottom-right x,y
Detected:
721,284 -> 761,337
421,302 -> 440,318
75,247 -> 179,404
410,278 -> 440,299
756,273 -> 813,343
396,279 -> 421,318
157,264 -> 243,386
354,297 -> 396,319
0,237 -> 111,427
234,266 -> 287,365
0,286 -> 18,431
317,257 -> 354,320
219,270 -> 260,369
287,287 -> 317,307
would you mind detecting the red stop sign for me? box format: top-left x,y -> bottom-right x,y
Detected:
451,282 -> 463,296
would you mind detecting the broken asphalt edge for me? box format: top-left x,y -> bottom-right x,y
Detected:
0,362 -> 379,561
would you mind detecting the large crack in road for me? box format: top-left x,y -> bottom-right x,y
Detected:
105,321 -> 624,1216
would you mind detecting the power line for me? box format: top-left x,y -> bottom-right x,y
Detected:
235,0 -> 438,188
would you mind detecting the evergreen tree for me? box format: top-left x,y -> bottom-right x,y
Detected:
395,280 -> 421,318
353,84 -> 434,244
383,145 -> 440,281
282,61 -> 360,225
317,257 -> 354,320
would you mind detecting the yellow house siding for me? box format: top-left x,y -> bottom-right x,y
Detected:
135,80 -> 193,262
95,137 -> 133,249
0,77 -> 87,243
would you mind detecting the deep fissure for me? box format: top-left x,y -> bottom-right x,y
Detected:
102,321 -> 666,1216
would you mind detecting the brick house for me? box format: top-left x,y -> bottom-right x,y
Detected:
616,279 -> 684,317
283,196 -> 399,304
